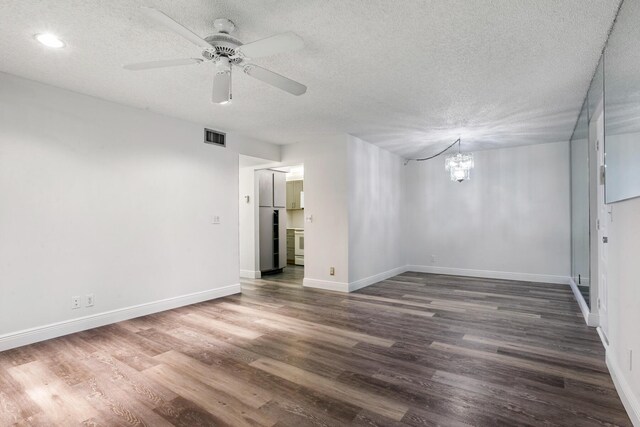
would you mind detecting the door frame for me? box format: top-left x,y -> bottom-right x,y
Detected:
587,99 -> 609,335
594,104 -> 610,341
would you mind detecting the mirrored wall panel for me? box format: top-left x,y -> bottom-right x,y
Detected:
604,0 -> 640,203
570,99 -> 590,306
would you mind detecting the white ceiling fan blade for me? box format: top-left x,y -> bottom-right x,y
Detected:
243,65 -> 307,96
236,32 -> 303,58
123,58 -> 202,71
212,70 -> 232,104
141,7 -> 211,49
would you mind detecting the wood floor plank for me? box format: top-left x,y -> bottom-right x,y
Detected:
8,361 -> 98,425
0,368 -> 41,425
430,341 -> 613,387
144,363 -> 277,427
254,318 -> 361,348
218,300 -> 396,347
75,376 -> 174,427
340,298 -> 436,318
432,370 -> 632,426
181,312 -> 264,340
154,350 -> 273,409
249,356 -> 409,421
83,351 -> 179,405
152,395 -> 224,427
463,334 -> 608,372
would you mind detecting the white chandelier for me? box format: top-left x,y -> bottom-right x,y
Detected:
445,151 -> 474,182
404,138 -> 475,182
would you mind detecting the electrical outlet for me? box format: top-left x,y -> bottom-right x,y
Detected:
431,255 -> 436,263
71,296 -> 81,309
86,294 -> 95,307
212,215 -> 221,224
630,350 -> 633,371
330,267 -> 335,276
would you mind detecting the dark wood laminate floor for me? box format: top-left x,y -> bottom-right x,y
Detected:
0,270 -> 631,426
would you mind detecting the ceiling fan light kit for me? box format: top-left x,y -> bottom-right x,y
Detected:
213,56 -> 232,104
124,8 -> 307,104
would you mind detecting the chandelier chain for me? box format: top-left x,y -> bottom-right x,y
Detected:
403,138 -> 461,165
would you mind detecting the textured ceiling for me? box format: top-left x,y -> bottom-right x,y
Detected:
0,0 -> 621,157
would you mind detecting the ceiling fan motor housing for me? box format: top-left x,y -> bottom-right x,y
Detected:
203,33 -> 243,64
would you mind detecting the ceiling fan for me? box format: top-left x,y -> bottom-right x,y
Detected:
124,7 -> 307,104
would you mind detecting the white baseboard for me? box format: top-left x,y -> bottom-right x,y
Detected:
348,266 -> 408,292
0,284 -> 241,352
303,278 -> 350,292
597,326 -> 609,349
305,266 -> 569,294
607,350 -> 640,426
588,312 -> 600,327
406,265 -> 570,285
240,269 -> 261,279
569,277 -> 598,326
303,266 -> 409,293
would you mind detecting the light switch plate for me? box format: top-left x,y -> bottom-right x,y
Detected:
212,215 -> 221,224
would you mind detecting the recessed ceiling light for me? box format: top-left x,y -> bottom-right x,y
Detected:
34,33 -> 65,48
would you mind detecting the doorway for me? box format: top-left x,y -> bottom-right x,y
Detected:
265,164 -> 305,285
238,156 -> 305,288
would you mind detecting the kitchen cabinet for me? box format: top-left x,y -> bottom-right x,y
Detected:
258,170 -> 273,207
286,179 -> 304,209
258,169 -> 286,207
273,172 -> 286,207
286,181 -> 294,209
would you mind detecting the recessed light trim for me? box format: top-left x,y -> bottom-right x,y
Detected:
34,33 -> 65,48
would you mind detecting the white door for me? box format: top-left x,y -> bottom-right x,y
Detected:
596,111 -> 609,339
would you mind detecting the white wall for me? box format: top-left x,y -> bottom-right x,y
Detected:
233,135 -> 281,163
347,135 -> 405,290
281,136 -> 350,290
606,197 -> 640,424
404,142 -> 571,283
286,210 -> 304,229
0,72 -> 254,349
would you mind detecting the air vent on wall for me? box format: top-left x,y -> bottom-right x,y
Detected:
204,128 -> 226,147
